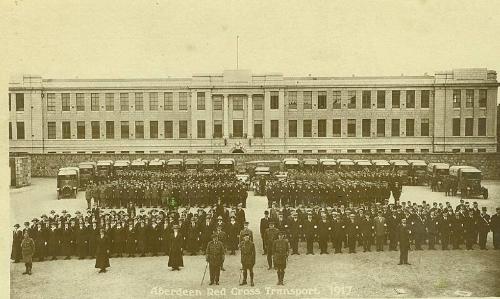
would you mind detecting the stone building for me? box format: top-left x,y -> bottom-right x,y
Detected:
8,68 -> 498,154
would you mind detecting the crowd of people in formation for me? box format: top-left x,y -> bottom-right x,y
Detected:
265,170 -> 404,207
259,199 -> 500,256
84,171 -> 248,209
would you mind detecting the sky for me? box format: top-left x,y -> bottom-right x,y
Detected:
3,0 -> 500,79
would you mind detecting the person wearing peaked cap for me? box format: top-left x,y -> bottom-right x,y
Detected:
273,229 -> 289,285
205,232 -> 225,286
265,221 -> 279,269
168,224 -> 184,271
239,231 -> 256,286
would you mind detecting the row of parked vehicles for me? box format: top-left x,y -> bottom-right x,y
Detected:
56,157 -> 488,200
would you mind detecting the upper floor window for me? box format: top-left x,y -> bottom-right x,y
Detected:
377,90 -> 386,108
479,90 -> 487,107
362,91 -> 371,109
105,93 -> 114,111
120,93 -> 129,111
317,91 -> 327,109
15,93 -> 24,111
332,91 -> 341,109
213,95 -> 223,110
61,93 -> 70,111
149,92 -> 158,111
253,95 -> 264,110
91,93 -> 99,111
233,97 -> 244,110
270,91 -> 279,109
303,91 -> 312,109
406,90 -> 415,108
197,92 -> 205,110
164,92 -> 173,110
465,90 -> 474,108
134,93 -> 144,111
179,92 -> 188,110
347,91 -> 356,109
288,91 -> 297,109
453,90 -> 461,108
421,90 -> 430,108
47,93 -> 56,111
76,93 -> 85,111
392,91 -> 400,108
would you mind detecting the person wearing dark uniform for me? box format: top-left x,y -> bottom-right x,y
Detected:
113,222 -> 126,257
303,213 -> 316,255
346,214 -> 359,253
47,223 -> 59,260
125,223 -> 136,257
273,230 -> 289,285
260,211 -> 270,255
397,218 -> 411,265
21,231 -> 35,275
491,207 -> 500,250
95,228 -> 110,273
168,225 -> 184,271
464,211 -> 477,250
318,215 -> 331,254
265,221 -> 279,269
478,207 -> 490,250
11,224 -> 23,263
206,233 -> 225,285
288,212 -> 301,255
76,223 -> 88,259
239,232 -> 256,286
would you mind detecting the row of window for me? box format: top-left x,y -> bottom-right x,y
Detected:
9,89 -> 488,112
452,118 -> 487,136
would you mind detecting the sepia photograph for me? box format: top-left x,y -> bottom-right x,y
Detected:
4,0 -> 500,298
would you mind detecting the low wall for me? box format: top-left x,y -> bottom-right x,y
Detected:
17,153 -> 500,179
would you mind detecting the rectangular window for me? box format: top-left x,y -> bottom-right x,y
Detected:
391,119 -> 400,136
164,121 -> 173,138
478,118 -> 486,136
164,92 -> 173,110
318,119 -> 327,137
466,90 -> 474,108
16,122 -> 25,139
233,97 -> 244,110
303,91 -> 312,109
197,120 -> 205,138
179,92 -> 188,110
197,92 -> 205,110
106,121 -> 114,139
452,118 -> 460,136
91,93 -> 99,111
104,93 -> 113,111
254,120 -> 263,138
213,120 -> 222,138
213,95 -> 223,111
477,148 -> 486,153
61,93 -> 70,111
77,121 -> 85,139
120,93 -> 129,111
233,120 -> 243,137
421,118 -> 429,136
362,91 -> 371,109
253,95 -> 263,110
121,121 -> 129,139
135,121 -> 144,139
392,91 -> 400,108
377,90 -> 386,108
421,90 -> 430,108
270,92 -> 279,109
288,91 -> 297,109
332,91 -> 341,109
421,149 -> 430,153
347,119 -> 356,137
47,93 -> 56,111
149,92 -> 158,111
91,121 -> 100,139
150,121 -> 158,139
452,149 -> 460,153
47,122 -> 56,139
303,120 -> 312,137
453,90 -> 461,108
76,93 -> 85,111
377,119 -> 385,137
465,118 -> 473,136
288,120 -> 297,137
135,93 -> 144,111
406,90 -> 415,108
16,94 -> 24,111
406,119 -> 415,136
479,90 -> 487,107
62,121 -> 71,139
362,119 -> 371,137
179,120 -> 187,138
318,91 -> 327,109
271,120 -> 279,137
332,119 -> 341,137
348,91 -> 356,109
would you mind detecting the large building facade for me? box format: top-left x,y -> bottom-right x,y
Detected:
8,69 -> 498,154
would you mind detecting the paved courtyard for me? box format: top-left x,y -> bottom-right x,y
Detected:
9,178 -> 500,298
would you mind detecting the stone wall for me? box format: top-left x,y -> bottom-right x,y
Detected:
16,153 -> 500,179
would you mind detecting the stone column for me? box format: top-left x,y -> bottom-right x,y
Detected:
247,94 -> 253,139
223,94 -> 229,139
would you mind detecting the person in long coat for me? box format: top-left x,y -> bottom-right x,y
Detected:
95,229 -> 110,273
11,224 -> 23,263
206,233 -> 225,285
168,225 -> 184,270
21,231 -> 36,275
239,232 -> 256,286
273,230 -> 289,285
397,218 -> 411,265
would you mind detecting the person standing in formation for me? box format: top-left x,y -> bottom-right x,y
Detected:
21,231 -> 35,275
11,224 -> 22,263
397,219 -> 411,265
273,231 -> 289,285
239,232 -> 255,286
168,225 -> 184,271
95,228 -> 110,273
206,233 -> 225,285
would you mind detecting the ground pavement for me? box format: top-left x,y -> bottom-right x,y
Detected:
9,179 -> 500,298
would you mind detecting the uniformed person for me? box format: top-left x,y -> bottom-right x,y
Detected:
265,221 -> 279,269
239,232 -> 256,286
273,230 -> 289,285
397,218 -> 411,265
206,233 -> 225,285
